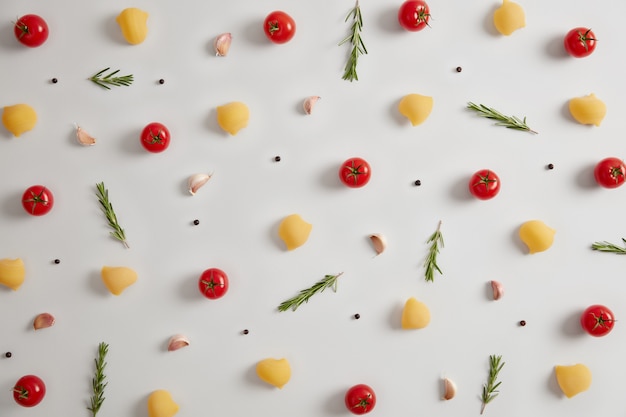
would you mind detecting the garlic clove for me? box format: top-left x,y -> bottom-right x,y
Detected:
303,96 -> 321,115
491,280 -> 504,300
188,173 -> 212,195
75,124 -> 96,146
33,313 -> 55,330
168,334 -> 190,351
214,33 -> 232,57
442,377 -> 457,400
369,233 -> 387,255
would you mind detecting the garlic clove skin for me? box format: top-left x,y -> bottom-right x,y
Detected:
188,173 -> 212,195
33,313 -> 55,330
442,377 -> 457,400
303,96 -> 321,115
75,125 -> 96,146
168,334 -> 190,351
490,280 -> 504,300
369,233 -> 387,255
214,33 -> 232,57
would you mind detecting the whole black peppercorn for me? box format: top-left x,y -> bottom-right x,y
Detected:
414,180 -> 422,186
193,219 -> 200,226
51,78 -> 58,84
455,66 -> 462,73
158,79 -> 165,84
5,352 -> 11,358
354,313 -> 361,320
53,259 -> 60,264
547,163 -> 554,170
274,156 -> 281,162
242,329 -> 249,335
519,320 -> 527,326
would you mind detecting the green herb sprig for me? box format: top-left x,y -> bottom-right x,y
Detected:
278,272 -> 343,312
339,0 -> 367,82
592,239 -> 626,254
89,67 -> 134,90
96,182 -> 129,248
481,354 -> 504,414
467,102 -> 537,134
424,221 -> 444,282
87,342 -> 109,417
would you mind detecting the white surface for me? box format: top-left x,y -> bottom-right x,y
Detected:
1,0 -> 625,416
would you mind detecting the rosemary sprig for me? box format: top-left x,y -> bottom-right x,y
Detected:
339,0 -> 367,82
87,342 -> 109,417
96,182 -> 129,248
467,102 -> 537,134
592,238 -> 626,254
424,221 -> 444,282
278,272 -> 343,312
89,67 -> 134,90
481,354 -> 504,414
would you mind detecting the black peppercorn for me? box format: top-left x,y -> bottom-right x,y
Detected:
51,78 -> 58,84
193,219 -> 200,226
53,259 -> 60,264
414,180 -> 422,186
242,329 -> 249,335
5,352 -> 11,358
274,156 -> 281,162
158,79 -> 165,84
547,163 -> 554,170
455,66 -> 462,73
519,320 -> 526,326
354,313 -> 361,320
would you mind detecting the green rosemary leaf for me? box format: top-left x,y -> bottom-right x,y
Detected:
481,354 -> 505,414
467,102 -> 537,134
89,67 -> 134,90
339,0 -> 368,82
424,221 -> 444,282
278,272 -> 343,312
95,182 -> 129,248
87,342 -> 109,417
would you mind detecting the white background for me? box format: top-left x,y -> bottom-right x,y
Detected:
1,0 -> 626,416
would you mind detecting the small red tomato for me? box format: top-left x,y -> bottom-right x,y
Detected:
14,14 -> 49,47
198,268 -> 229,299
140,122 -> 170,153
13,375 -> 46,407
580,304 -> 615,337
468,169 -> 500,200
398,0 -> 431,32
594,157 -> 626,189
22,185 -> 54,216
263,11 -> 296,44
345,384 -> 376,415
564,27 -> 597,58
339,157 -> 371,188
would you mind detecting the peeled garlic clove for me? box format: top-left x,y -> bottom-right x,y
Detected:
188,173 -> 212,195
303,96 -> 321,115
75,124 -> 96,146
369,233 -> 387,255
168,334 -> 190,351
490,280 -> 504,300
442,377 -> 457,400
33,312 -> 55,330
214,32 -> 232,57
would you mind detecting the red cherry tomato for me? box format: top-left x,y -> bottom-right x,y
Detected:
339,157 -> 371,188
398,0 -> 431,32
14,14 -> 49,47
263,11 -> 296,44
140,122 -> 170,153
198,268 -> 229,299
345,384 -> 376,415
468,169 -> 500,200
13,375 -> 46,407
594,157 -> 626,188
22,185 -> 54,216
580,304 -> 615,337
564,27 -> 597,58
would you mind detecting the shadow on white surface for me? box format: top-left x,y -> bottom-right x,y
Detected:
574,163 -> 597,190
561,309 -> 585,338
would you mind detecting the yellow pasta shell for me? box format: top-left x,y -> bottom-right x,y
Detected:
216,102 -> 250,135
398,94 -> 433,126
116,8 -> 149,45
256,358 -> 291,389
2,104 -> 37,137
0,258 -> 26,291
555,364 -> 592,398
568,94 -> 606,126
278,214 -> 312,251
493,0 -> 526,36
147,390 -> 179,417
518,220 -> 555,254
101,266 -> 137,295
401,297 -> 430,329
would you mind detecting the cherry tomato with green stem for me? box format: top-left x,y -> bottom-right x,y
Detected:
14,14 -> 49,47
580,304 -> 615,337
22,185 -> 54,216
345,384 -> 376,415
594,157 -> 625,189
398,0 -> 431,32
198,268 -> 229,299
339,157 -> 371,188
263,11 -> 296,44
13,375 -> 46,407
564,27 -> 596,58
468,169 -> 500,200
140,122 -> 170,153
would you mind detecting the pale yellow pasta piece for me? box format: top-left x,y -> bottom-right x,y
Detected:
116,8 -> 149,45
493,0 -> 526,36
398,94 -> 433,126
555,364 -> 592,398
278,214 -> 312,250
2,104 -> 37,137
217,102 -> 250,135
401,297 -> 431,329
101,266 -> 137,295
147,390 -> 179,417
0,258 -> 25,291
256,358 -> 291,389
568,94 -> 606,126
518,220 -> 555,254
